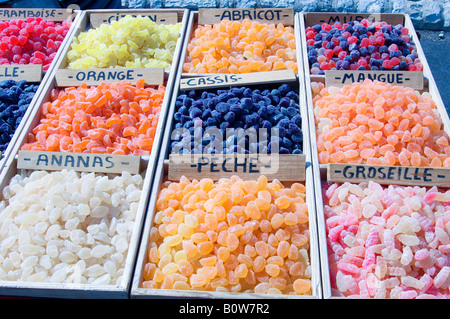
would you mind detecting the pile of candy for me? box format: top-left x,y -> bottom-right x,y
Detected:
21,80 -> 164,156
183,19 -> 297,74
0,80 -> 38,153
0,170 -> 143,285
0,18 -> 72,70
142,175 -> 312,295
324,181 -> 450,299
313,80 -> 450,167
305,19 -> 423,74
67,16 -> 181,70
171,84 -> 303,154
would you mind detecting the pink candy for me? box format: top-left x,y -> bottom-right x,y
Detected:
324,182 -> 450,299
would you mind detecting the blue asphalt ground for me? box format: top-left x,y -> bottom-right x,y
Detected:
418,30 -> 450,117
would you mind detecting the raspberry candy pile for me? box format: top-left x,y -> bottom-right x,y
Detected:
0,17 -> 71,71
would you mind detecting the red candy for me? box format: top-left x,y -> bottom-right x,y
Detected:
0,18 -> 71,71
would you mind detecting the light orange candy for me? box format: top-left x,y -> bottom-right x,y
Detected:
142,175 -> 312,295
21,79 -> 164,156
313,80 -> 450,167
183,19 -> 298,74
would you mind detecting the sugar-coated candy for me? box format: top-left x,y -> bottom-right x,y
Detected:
0,80 -> 38,153
306,19 -> 422,74
0,169 -> 143,284
171,84 -> 303,154
0,18 -> 71,71
313,80 -> 450,167
142,175 -> 312,295
183,19 -> 297,74
21,80 -> 164,156
67,16 -> 181,70
324,181 -> 450,298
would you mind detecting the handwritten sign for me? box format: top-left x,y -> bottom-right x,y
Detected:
55,67 -> 164,86
168,154 -> 305,181
89,11 -> 178,28
198,8 -> 294,25
180,70 -> 296,90
0,8 -> 73,21
18,151 -> 140,174
325,70 -> 423,89
0,64 -> 42,82
327,163 -> 450,187
304,13 -> 404,27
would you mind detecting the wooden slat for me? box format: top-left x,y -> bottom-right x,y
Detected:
325,70 -> 423,90
168,154 -> 306,181
0,8 -> 73,21
198,8 -> 294,25
180,70 -> 296,90
0,64 -> 42,82
18,150 -> 140,174
327,163 -> 450,187
304,12 -> 404,27
55,67 -> 164,86
89,11 -> 178,28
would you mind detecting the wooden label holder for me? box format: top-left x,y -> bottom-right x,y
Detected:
168,154 -> 305,181
325,70 -> 424,90
304,12 -> 405,26
327,163 -> 450,187
180,70 -> 296,90
89,11 -> 178,28
0,64 -> 42,82
0,8 -> 73,21
55,67 -> 165,86
198,8 -> 294,25
18,150 -> 140,174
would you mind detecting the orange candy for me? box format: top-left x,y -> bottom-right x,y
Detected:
183,19 -> 297,74
141,175 -> 312,295
313,80 -> 450,167
21,80 -> 165,156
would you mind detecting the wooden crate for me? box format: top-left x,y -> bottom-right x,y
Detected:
0,9 -> 189,299
130,12 -> 322,299
0,9 -> 82,172
299,12 -> 450,299
0,156 -> 151,298
180,8 -> 299,78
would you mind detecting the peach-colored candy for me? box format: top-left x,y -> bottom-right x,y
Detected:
183,19 -> 297,74
21,80 -> 163,156
313,80 -> 450,167
141,175 -> 312,295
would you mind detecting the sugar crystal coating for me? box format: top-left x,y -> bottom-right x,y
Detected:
0,79 -> 39,153
21,80 -> 164,156
67,16 -> 181,70
324,181 -> 450,298
313,80 -> 450,167
171,84 -> 303,155
183,19 -> 297,74
0,17 -> 71,71
142,175 -> 312,295
0,170 -> 143,284
305,19 -> 422,74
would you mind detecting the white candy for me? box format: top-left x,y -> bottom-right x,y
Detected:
0,170 -> 143,285
397,234 -> 420,246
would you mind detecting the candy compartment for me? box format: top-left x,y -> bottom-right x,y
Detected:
131,12 -> 322,298
300,12 -> 450,299
0,155 -> 151,298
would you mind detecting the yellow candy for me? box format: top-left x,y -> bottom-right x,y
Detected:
67,15 -> 181,70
